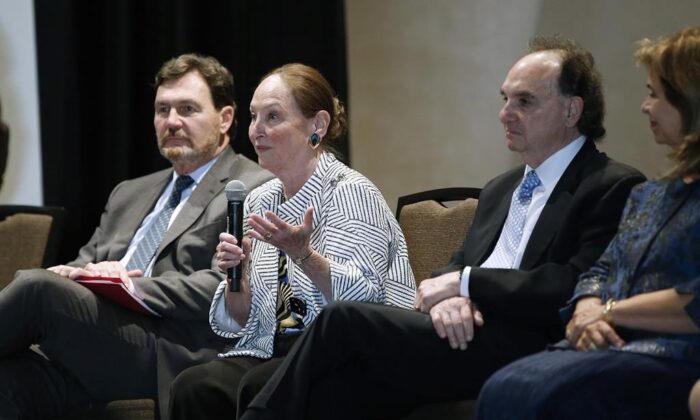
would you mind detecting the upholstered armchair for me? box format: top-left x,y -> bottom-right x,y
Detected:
396,187 -> 480,420
0,205 -> 65,289
396,187 -> 480,284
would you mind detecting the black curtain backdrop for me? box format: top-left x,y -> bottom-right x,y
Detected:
34,0 -> 348,263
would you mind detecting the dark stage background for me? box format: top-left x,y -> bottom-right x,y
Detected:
34,0 -> 348,263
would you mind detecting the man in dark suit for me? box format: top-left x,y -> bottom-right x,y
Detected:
0,54 -> 272,420
240,37 -> 646,419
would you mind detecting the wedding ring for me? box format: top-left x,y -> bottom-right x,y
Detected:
265,233 -> 273,241
588,342 -> 597,351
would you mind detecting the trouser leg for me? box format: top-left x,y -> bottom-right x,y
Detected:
0,349 -> 90,420
236,358 -> 285,419
0,269 -> 160,417
169,357 -> 266,420
476,349 -> 700,420
244,301 -> 547,420
170,348 -> 291,420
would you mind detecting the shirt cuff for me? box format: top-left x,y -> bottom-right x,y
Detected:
127,277 -> 136,294
460,266 -> 471,298
127,277 -> 145,300
213,292 -> 243,333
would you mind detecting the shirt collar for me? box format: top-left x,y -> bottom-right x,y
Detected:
172,153 -> 221,186
525,136 -> 586,191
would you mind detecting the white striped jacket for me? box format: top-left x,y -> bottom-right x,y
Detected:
210,152 -> 416,358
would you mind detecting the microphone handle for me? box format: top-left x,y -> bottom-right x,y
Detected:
227,200 -> 244,292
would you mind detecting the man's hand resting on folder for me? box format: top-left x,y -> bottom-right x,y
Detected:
48,262 -> 142,289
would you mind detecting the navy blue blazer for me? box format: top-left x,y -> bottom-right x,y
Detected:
571,178 -> 700,362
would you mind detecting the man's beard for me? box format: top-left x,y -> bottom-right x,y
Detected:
159,138 -> 219,167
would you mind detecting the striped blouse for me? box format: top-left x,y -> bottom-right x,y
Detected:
210,152 -> 416,358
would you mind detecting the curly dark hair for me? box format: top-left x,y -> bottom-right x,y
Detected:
155,53 -> 237,136
529,36 -> 606,141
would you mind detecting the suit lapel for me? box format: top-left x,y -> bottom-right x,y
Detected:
628,182 -> 695,281
520,141 -> 598,269
157,148 -> 233,257
107,173 -> 171,261
470,171 -> 521,265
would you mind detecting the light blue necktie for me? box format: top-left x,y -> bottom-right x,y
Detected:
126,175 -> 194,272
481,170 -> 541,269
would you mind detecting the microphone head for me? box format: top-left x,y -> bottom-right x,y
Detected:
225,180 -> 247,201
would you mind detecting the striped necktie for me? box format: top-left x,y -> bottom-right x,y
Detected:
126,175 -> 194,272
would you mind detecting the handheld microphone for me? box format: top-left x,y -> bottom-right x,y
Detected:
224,180 -> 247,292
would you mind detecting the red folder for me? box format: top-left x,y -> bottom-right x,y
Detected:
74,276 -> 160,316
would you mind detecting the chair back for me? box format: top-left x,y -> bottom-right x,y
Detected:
397,188 -> 480,284
0,205 -> 65,288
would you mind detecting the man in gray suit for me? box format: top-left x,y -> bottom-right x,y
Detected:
0,54 -> 272,420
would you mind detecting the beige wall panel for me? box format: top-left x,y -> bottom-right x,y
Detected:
346,0 -> 700,211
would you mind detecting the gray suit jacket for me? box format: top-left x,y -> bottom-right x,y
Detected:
70,146 -> 273,417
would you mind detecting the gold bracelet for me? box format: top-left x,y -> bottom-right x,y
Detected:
293,249 -> 314,265
602,298 -> 617,327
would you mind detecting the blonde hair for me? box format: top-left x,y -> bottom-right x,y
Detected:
636,27 -> 700,179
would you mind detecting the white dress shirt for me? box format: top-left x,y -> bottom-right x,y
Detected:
460,136 -> 586,297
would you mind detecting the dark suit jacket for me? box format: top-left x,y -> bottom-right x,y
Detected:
434,140 -> 645,339
70,146 -> 273,417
